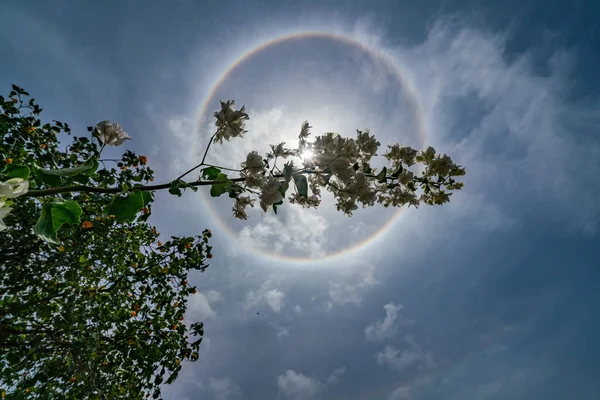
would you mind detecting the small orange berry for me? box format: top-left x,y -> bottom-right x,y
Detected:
26,126 -> 35,133
162,267 -> 168,273
139,155 -> 147,164
81,221 -> 93,229
131,311 -> 137,317
157,241 -> 162,247
4,158 -> 12,164
182,280 -> 188,286
185,243 -> 192,249
149,178 -> 154,182
127,293 -> 132,298
40,143 -> 47,149
141,207 -> 150,214
172,324 -> 178,330
58,245 -> 65,252
179,316 -> 184,321
207,253 -> 213,259
24,388 -> 31,394
175,359 -> 181,366
69,376 -> 77,382
191,288 -> 197,294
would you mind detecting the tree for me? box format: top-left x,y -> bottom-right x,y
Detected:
0,86 -> 465,398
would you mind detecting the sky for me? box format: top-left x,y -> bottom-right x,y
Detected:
1,0 -> 600,399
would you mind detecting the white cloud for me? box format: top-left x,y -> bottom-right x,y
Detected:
326,367 -> 346,386
265,288 -> 285,312
398,19 -> 600,234
276,367 -> 345,400
328,265 -> 378,306
365,303 -> 404,342
243,280 -> 286,313
277,370 -> 322,400
375,336 -> 435,373
186,290 -> 224,320
206,377 -> 243,400
388,386 -> 412,400
376,346 -> 422,372
293,305 -> 303,314
238,206 -> 330,259
271,323 -> 290,341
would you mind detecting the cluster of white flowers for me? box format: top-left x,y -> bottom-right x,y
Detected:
212,105 -> 466,219
0,178 -> 29,231
95,121 -> 131,146
213,100 -> 249,144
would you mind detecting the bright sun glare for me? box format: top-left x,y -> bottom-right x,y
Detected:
301,149 -> 314,161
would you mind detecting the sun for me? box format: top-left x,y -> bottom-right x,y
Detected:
300,149 -> 314,161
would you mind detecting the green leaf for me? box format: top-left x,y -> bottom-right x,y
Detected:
34,158 -> 98,186
103,191 -> 146,222
363,164 -> 372,174
37,158 -> 97,177
391,165 -> 403,178
169,181 -> 182,197
201,166 -> 221,180
352,162 -> 359,171
292,173 -> 308,199
34,199 -> 83,244
210,174 -> 229,197
376,167 -> 387,183
1,163 -> 30,179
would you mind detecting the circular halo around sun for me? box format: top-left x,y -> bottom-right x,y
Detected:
194,31 -> 427,265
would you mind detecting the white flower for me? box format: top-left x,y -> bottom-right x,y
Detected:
95,121 -> 131,146
241,151 -> 265,176
213,100 -> 249,144
0,178 -> 29,198
244,174 -> 265,189
232,196 -> 255,220
397,170 -> 414,185
259,177 -> 283,211
0,204 -> 11,232
386,145 -> 417,167
356,129 -> 378,160
336,198 -> 358,216
344,172 -> 376,206
270,142 -> 295,158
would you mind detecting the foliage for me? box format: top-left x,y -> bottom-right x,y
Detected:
1,86 -> 211,399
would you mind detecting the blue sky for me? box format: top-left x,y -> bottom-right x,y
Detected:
2,0 -> 600,399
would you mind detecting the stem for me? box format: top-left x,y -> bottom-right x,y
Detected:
174,127 -> 224,182
24,176 -> 252,197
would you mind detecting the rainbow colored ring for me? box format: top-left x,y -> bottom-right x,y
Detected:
195,31 -> 427,264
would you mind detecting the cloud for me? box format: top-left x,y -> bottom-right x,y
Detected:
398,18 -> 600,235
388,386 -> 412,400
376,346 -> 422,372
186,290 -> 223,320
365,303 -> 404,342
206,377 -> 243,400
328,265 -> 378,306
293,305 -> 303,314
325,367 -> 346,386
277,370 -> 322,400
276,367 -> 345,400
243,280 -> 286,313
375,336 -> 435,374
